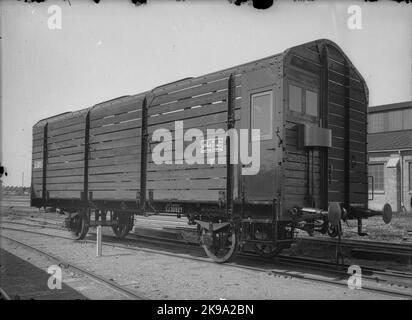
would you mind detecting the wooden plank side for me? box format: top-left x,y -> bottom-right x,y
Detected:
90,190 -> 139,200
90,127 -> 140,144
285,186 -> 320,195
47,176 -> 84,184
283,163 -> 321,173
91,97 -> 144,120
349,193 -> 368,204
90,110 -> 142,128
287,67 -> 320,88
331,171 -> 366,184
284,153 -> 321,165
350,182 -> 368,194
88,181 -> 140,190
329,122 -> 367,140
146,162 -> 225,172
328,71 -> 364,92
48,160 -> 84,170
47,122 -> 85,137
89,155 -> 140,168
33,126 -> 44,135
48,130 -> 85,144
150,76 -> 241,107
32,153 -> 43,161
90,137 -> 140,151
147,167 -> 226,181
328,82 -> 366,104
48,137 -> 85,151
90,146 -> 141,159
89,164 -> 140,175
32,171 -> 44,179
326,44 -> 345,64
88,173 -> 140,183
48,153 -> 84,164
33,145 -> 44,154
289,55 -> 321,75
147,100 -> 241,127
329,191 -> 344,202
46,183 -> 84,191
149,122 -> 236,145
48,190 -> 82,199
91,119 -> 141,136
147,111 -> 240,134
33,137 -> 44,147
46,168 -> 84,177
327,59 -> 360,80
284,177 -> 320,188
149,89 -> 232,116
147,178 -> 226,190
152,189 -> 220,201
48,116 -> 86,131
291,45 -> 321,64
329,92 -> 366,114
329,181 -> 345,193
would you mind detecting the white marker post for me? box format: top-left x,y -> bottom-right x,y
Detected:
96,225 -> 102,257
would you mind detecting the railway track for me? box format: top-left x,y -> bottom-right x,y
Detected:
1,233 -> 148,300
297,236 -> 412,255
5,208 -> 412,258
5,212 -> 412,257
2,220 -> 412,299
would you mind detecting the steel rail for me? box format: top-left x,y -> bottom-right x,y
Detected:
0,287 -> 11,300
1,233 -> 148,300
297,236 -> 412,253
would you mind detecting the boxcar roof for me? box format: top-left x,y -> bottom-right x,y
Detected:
34,38 -> 367,127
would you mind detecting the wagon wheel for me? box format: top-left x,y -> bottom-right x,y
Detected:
254,243 -> 284,257
70,212 -> 89,240
111,212 -> 131,239
201,226 -> 239,263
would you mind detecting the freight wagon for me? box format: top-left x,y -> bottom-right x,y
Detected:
31,39 -> 392,262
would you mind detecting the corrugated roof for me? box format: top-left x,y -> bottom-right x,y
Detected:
368,101 -> 412,114
368,130 -> 412,151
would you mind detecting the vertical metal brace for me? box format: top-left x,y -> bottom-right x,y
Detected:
42,123 -> 48,207
344,59 -> 351,209
226,74 -> 235,217
140,97 -> 148,214
319,43 -> 330,210
83,111 -> 90,203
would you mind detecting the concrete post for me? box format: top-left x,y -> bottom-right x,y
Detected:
96,225 -> 102,257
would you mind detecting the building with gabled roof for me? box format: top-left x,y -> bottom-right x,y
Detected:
368,101 -> 412,213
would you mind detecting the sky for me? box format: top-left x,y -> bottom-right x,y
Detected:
1,0 -> 411,186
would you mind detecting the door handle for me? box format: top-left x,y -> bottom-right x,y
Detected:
275,128 -> 283,147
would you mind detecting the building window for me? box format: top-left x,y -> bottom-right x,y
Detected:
305,90 -> 318,117
251,91 -> 273,141
409,162 -> 412,192
289,85 -> 302,113
369,163 -> 384,192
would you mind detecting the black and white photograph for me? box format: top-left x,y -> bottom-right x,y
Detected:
0,0 -> 412,308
